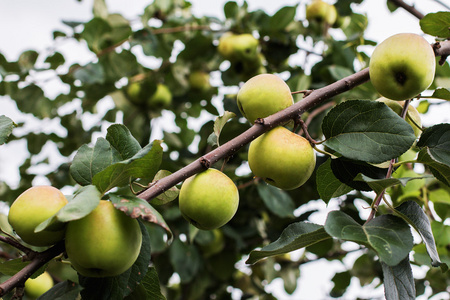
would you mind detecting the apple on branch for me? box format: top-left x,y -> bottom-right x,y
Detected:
65,200 -> 142,278
248,126 -> 316,190
369,33 -> 436,101
179,169 -> 239,230
24,271 -> 54,299
8,186 -> 68,247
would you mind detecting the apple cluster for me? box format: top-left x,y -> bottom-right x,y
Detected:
126,80 -> 172,109
7,186 -> 143,282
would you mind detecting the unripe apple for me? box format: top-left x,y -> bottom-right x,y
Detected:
126,81 -> 144,105
8,186 -> 68,247
369,33 -> 436,101
24,271 -> 54,299
237,74 -> 294,124
248,126 -> 316,190
148,83 -> 172,109
218,32 -> 259,62
189,71 -> 211,91
376,97 -> 422,137
306,0 -> 337,25
65,200 -> 142,278
179,169 -> 239,230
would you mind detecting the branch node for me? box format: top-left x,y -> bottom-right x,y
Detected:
200,157 -> 211,169
254,118 -> 265,125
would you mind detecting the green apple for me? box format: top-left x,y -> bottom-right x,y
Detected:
237,74 -> 294,124
369,33 -> 436,101
65,200 -> 142,278
197,229 -> 225,257
189,71 -> 211,91
376,97 -> 422,137
24,271 -> 54,299
248,126 -> 316,190
218,32 -> 259,62
306,0 -> 337,25
125,81 -> 144,105
8,186 -> 68,247
148,83 -> 172,109
179,169 -> 239,230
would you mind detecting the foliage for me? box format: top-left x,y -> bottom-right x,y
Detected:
0,0 -> 449,299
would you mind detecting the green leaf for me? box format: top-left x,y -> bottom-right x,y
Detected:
109,194 -> 173,244
149,170 -> 179,205
269,6 -> 297,30
106,124 -> 142,160
420,12 -> 450,39
417,148 -> 450,186
18,50 -> 39,71
257,183 -> 295,219
381,257 -> 415,300
246,222 -> 330,264
39,281 -> 82,300
394,201 -> 442,267
79,221 -> 151,299
430,88 -> 450,100
0,115 -> 16,145
44,52 -> 65,70
324,211 -> 413,266
36,185 -> 101,233
330,271 -> 352,298
224,1 -> 239,19
322,100 -> 416,164
212,111 -> 236,147
140,267 -> 166,300
0,259 -> 46,279
330,157 -> 388,191
417,123 -> 450,167
316,158 -> 352,203
169,238 -> 201,283
92,140 -> 163,193
81,17 -> 112,53
73,62 -> 105,85
70,138 -> 121,186
93,0 -> 108,19
354,173 -> 433,195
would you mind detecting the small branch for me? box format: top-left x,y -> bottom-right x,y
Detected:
432,0 -> 450,10
0,236 -> 34,258
433,41 -> 450,66
0,241 -> 65,296
387,0 -> 425,19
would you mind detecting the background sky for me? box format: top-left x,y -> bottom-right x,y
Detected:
0,0 -> 449,299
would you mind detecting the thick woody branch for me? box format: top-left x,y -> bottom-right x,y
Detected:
0,241 -> 65,296
387,0 -> 425,19
138,68 -> 371,202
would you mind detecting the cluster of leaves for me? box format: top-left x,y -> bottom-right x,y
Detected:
0,0 -> 449,299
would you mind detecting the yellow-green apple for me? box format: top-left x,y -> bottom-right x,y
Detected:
8,186 -> 68,247
65,200 -> 142,278
148,83 -> 172,109
125,81 -> 143,104
189,71 -> 211,91
218,32 -> 259,62
24,271 -> 54,299
248,126 -> 316,190
179,169 -> 239,230
237,74 -> 294,124
306,0 -> 338,25
369,33 -> 436,100
198,229 -> 225,257
376,97 -> 422,137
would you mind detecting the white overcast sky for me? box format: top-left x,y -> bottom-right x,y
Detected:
0,1 -> 449,299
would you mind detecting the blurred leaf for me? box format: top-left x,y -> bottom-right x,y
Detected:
316,158 -> 353,203
18,50 -> 38,71
257,183 -> 295,218
430,88 -> 450,100
44,52 -> 65,70
324,211 -> 413,266
81,17 -> 112,53
0,258 -> 31,277
149,170 -> 180,205
246,222 -> 330,264
109,194 -> 173,243
140,267 -> 166,300
417,123 -> 450,167
330,271 -> 352,297
420,12 -> 450,39
323,100 -> 416,164
79,221 -> 151,299
0,115 -> 16,145
394,201 -> 442,267
92,140 -> 163,193
73,62 -> 105,84
417,148 -> 450,186
39,281 -> 82,300
269,6 -> 297,30
169,238 -> 201,283
381,257 -> 415,300
93,0 -> 108,19
354,173 -> 433,195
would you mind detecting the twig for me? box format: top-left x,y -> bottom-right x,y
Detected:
432,0 -> 450,10
0,236 -> 34,258
387,0 -> 425,19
